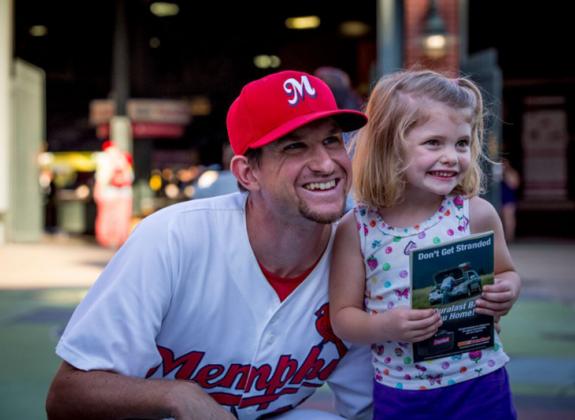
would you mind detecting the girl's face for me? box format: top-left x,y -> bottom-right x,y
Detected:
402,102 -> 472,199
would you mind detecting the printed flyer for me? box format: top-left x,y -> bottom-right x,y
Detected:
410,231 -> 495,362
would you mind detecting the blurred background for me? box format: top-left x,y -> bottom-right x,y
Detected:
1,0 -> 574,418
1,0 -> 574,241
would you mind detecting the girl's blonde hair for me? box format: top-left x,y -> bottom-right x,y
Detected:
352,69 -> 486,209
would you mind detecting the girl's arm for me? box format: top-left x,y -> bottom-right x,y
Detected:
329,212 -> 441,344
470,196 -> 521,317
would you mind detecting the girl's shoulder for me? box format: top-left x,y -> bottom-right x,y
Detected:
469,196 -> 501,233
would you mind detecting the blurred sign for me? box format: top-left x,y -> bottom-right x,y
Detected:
522,98 -> 568,201
90,99 -> 191,125
97,123 -> 184,139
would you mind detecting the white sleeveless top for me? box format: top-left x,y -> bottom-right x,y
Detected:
354,195 -> 509,390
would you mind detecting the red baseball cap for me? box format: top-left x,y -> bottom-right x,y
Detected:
227,70 -> 367,155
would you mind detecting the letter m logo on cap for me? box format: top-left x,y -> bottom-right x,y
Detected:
283,76 -> 317,106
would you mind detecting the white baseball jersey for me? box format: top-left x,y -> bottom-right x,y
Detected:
56,192 -> 373,419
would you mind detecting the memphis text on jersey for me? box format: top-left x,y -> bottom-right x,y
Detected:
145,303 -> 347,412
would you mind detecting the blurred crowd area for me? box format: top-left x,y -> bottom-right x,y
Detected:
38,146 -> 237,237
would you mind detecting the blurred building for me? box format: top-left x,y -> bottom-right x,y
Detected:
1,0 -> 574,243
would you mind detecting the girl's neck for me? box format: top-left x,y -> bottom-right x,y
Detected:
379,189 -> 445,229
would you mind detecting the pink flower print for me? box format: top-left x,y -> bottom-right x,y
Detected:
447,228 -> 454,236
375,371 -> 383,381
418,231 -> 426,239
384,356 -> 392,364
356,221 -> 361,231
458,216 -> 470,232
367,256 -> 378,271
441,361 -> 450,369
394,288 -> 410,300
399,270 -> 408,279
488,359 -> 496,368
427,373 -> 442,385
396,365 -> 404,372
373,344 -> 385,355
404,240 -> 417,255
404,374 -> 412,380
385,246 -> 393,254
469,350 -> 482,363
415,364 -> 427,372
453,195 -> 464,209
363,223 -> 368,235
387,301 -> 395,309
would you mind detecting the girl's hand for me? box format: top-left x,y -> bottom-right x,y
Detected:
475,275 -> 520,317
377,307 -> 442,343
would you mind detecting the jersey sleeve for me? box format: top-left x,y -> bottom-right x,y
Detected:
55,210 -> 180,376
325,342 -> 373,419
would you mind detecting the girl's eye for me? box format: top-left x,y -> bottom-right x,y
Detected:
425,139 -> 440,146
457,139 -> 470,148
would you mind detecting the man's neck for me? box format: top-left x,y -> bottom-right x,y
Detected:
245,196 -> 332,278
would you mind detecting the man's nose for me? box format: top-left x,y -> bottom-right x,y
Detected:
308,145 -> 336,173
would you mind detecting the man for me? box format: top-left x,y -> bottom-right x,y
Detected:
46,70 -> 371,419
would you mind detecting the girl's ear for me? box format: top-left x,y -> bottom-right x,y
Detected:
230,155 -> 261,191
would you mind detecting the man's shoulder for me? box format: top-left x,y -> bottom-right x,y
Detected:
149,192 -> 245,219
135,193 -> 246,237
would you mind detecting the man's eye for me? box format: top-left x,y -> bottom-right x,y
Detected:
324,136 -> 343,146
283,142 -> 305,151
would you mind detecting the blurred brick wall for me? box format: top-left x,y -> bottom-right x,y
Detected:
404,0 -> 459,74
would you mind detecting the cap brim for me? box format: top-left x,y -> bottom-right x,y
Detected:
247,109 -> 367,152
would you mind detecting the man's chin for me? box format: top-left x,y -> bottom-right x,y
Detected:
299,203 -> 346,224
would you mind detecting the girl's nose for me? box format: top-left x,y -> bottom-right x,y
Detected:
440,147 -> 458,165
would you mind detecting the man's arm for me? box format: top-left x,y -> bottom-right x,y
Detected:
46,361 -> 235,420
324,343 -> 373,420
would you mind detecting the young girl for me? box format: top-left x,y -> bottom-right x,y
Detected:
330,70 -> 521,419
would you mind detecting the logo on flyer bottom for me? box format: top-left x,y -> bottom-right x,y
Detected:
283,76 -> 317,105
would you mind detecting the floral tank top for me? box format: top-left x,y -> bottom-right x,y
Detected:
354,195 -> 509,390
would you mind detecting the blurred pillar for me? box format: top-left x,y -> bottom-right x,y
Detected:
111,0 -> 132,155
458,0 -> 468,65
376,0 -> 403,77
0,0 -> 13,244
10,59 -> 45,242
462,49 -> 503,209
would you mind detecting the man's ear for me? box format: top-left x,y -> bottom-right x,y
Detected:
230,155 -> 260,191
